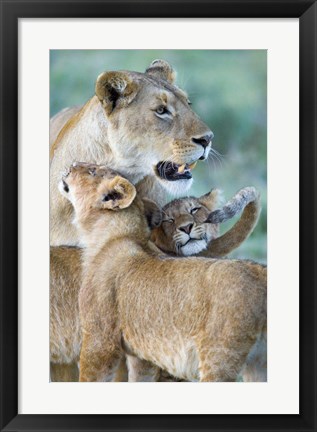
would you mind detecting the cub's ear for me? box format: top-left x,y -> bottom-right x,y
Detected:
142,198 -> 162,229
98,176 -> 136,210
198,188 -> 222,211
95,71 -> 139,115
145,59 -> 176,84
58,179 -> 71,200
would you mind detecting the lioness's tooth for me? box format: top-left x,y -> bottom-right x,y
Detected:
189,162 -> 197,170
178,164 -> 186,173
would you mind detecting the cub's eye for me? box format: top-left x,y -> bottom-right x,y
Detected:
88,168 -> 96,177
190,207 -> 200,215
155,106 -> 171,117
163,218 -> 174,224
187,100 -> 192,105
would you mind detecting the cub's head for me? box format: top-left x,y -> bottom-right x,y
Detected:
59,162 -> 137,217
59,162 -> 161,234
95,59 -> 214,194
151,190 -> 221,256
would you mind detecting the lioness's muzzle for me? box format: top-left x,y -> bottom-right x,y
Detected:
156,161 -> 197,181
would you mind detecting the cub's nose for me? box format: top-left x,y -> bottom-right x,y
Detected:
192,132 -> 214,148
179,223 -> 193,235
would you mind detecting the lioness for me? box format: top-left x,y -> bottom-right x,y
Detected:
50,59 -> 213,246
59,163 -> 266,382
50,246 -> 81,382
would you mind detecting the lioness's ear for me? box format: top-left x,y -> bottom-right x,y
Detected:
145,59 -> 176,84
198,188 -> 222,211
142,198 -> 162,229
95,71 -> 139,115
98,176 -> 136,210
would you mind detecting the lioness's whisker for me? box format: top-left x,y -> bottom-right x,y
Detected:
210,148 -> 224,164
207,155 -> 221,172
210,147 -> 225,158
207,148 -> 225,170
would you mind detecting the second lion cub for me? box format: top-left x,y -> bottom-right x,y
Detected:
60,163 -> 267,382
151,186 -> 261,258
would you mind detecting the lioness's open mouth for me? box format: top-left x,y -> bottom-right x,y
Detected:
156,161 -> 197,181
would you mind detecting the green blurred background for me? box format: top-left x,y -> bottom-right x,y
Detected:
50,50 -> 267,263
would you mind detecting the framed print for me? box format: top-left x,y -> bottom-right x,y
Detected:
0,0 -> 316,431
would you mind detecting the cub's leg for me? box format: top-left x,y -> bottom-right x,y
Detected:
79,332 -> 123,382
79,283 -> 123,381
126,355 -> 160,382
240,330 -> 267,382
197,336 -> 254,382
50,362 -> 79,382
113,357 -> 128,382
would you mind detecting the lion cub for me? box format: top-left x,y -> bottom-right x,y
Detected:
151,187 -> 260,258
150,187 -> 266,382
50,187 -> 262,382
60,162 -> 266,382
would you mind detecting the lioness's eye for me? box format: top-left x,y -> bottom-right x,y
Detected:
190,207 -> 200,215
155,106 -> 171,116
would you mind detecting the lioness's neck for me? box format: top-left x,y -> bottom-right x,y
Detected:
52,97 -> 110,164
54,97 -> 147,184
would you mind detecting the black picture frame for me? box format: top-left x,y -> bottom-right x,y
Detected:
0,1 -> 316,431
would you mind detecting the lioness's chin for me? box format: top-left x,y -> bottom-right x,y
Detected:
181,239 -> 207,256
158,177 -> 193,196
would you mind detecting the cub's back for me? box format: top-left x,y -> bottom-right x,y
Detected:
117,255 -> 266,334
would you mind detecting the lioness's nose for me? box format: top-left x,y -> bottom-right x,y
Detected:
179,223 -> 193,235
192,132 -> 214,148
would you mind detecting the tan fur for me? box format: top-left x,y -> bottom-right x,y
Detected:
50,246 -> 82,381
151,188 -> 261,258
60,164 -> 266,382
50,245 -> 130,382
50,60 -> 213,246
151,190 -> 221,256
201,200 -> 261,258
150,188 -> 265,381
50,105 -> 82,148
50,362 -> 79,382
50,185 -> 263,381
49,246 -> 176,382
240,330 -> 267,382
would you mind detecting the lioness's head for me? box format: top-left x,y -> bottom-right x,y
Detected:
95,59 -> 214,194
151,190 -> 221,256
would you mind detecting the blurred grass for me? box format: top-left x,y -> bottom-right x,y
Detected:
50,50 -> 267,263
